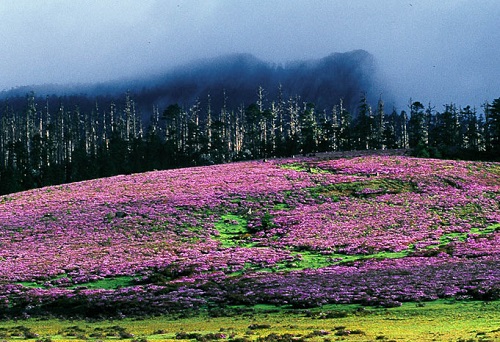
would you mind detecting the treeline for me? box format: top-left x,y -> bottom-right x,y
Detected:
1,89 -> 499,195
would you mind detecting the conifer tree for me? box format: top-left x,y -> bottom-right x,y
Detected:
486,98 -> 500,153
299,102 -> 317,154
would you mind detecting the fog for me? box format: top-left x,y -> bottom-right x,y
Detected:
1,0 -> 499,109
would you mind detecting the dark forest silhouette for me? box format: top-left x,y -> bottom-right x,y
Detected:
1,86 -> 499,195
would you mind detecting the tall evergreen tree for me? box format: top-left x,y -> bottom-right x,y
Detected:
486,98 -> 500,154
353,93 -> 373,150
299,102 -> 317,154
408,100 -> 427,149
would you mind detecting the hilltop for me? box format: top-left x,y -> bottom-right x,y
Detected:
0,153 -> 499,318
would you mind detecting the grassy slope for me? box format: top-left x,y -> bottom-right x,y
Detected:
0,301 -> 499,341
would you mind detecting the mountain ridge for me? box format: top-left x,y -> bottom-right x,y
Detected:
0,50 -> 384,113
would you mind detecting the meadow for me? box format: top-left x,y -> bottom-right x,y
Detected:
0,300 -> 499,341
0,153 -> 499,340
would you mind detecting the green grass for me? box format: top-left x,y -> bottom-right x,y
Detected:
213,213 -> 253,248
278,249 -> 411,271
17,276 -> 135,290
425,223 -> 500,250
70,276 -> 135,290
308,178 -> 417,200
280,163 -> 330,174
281,162 -> 417,198
228,249 -> 413,276
272,202 -> 290,210
0,300 -> 498,341
472,222 -> 500,234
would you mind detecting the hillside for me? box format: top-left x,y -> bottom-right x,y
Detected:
0,154 -> 499,318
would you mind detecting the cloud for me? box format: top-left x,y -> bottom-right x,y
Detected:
0,0 -> 498,109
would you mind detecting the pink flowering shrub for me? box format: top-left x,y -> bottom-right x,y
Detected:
0,156 -> 499,317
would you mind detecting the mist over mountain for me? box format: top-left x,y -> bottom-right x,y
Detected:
0,50 -> 383,115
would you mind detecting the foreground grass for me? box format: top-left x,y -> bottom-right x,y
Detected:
0,300 -> 499,341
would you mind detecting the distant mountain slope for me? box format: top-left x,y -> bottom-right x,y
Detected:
0,50 -> 383,112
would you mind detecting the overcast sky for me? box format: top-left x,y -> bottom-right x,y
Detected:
1,0 -> 499,109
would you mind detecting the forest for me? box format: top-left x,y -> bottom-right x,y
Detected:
0,88 -> 499,195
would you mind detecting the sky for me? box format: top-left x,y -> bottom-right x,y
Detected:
1,0 -> 499,110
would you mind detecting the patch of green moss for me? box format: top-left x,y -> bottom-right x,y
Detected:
280,163 -> 329,174
70,276 -> 135,290
284,249 -> 411,270
308,178 -> 417,200
17,281 -> 42,289
443,223 -> 499,244
213,214 -> 254,248
273,203 -> 290,210
421,223 -> 500,253
18,275 -> 135,290
230,249 -> 413,275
